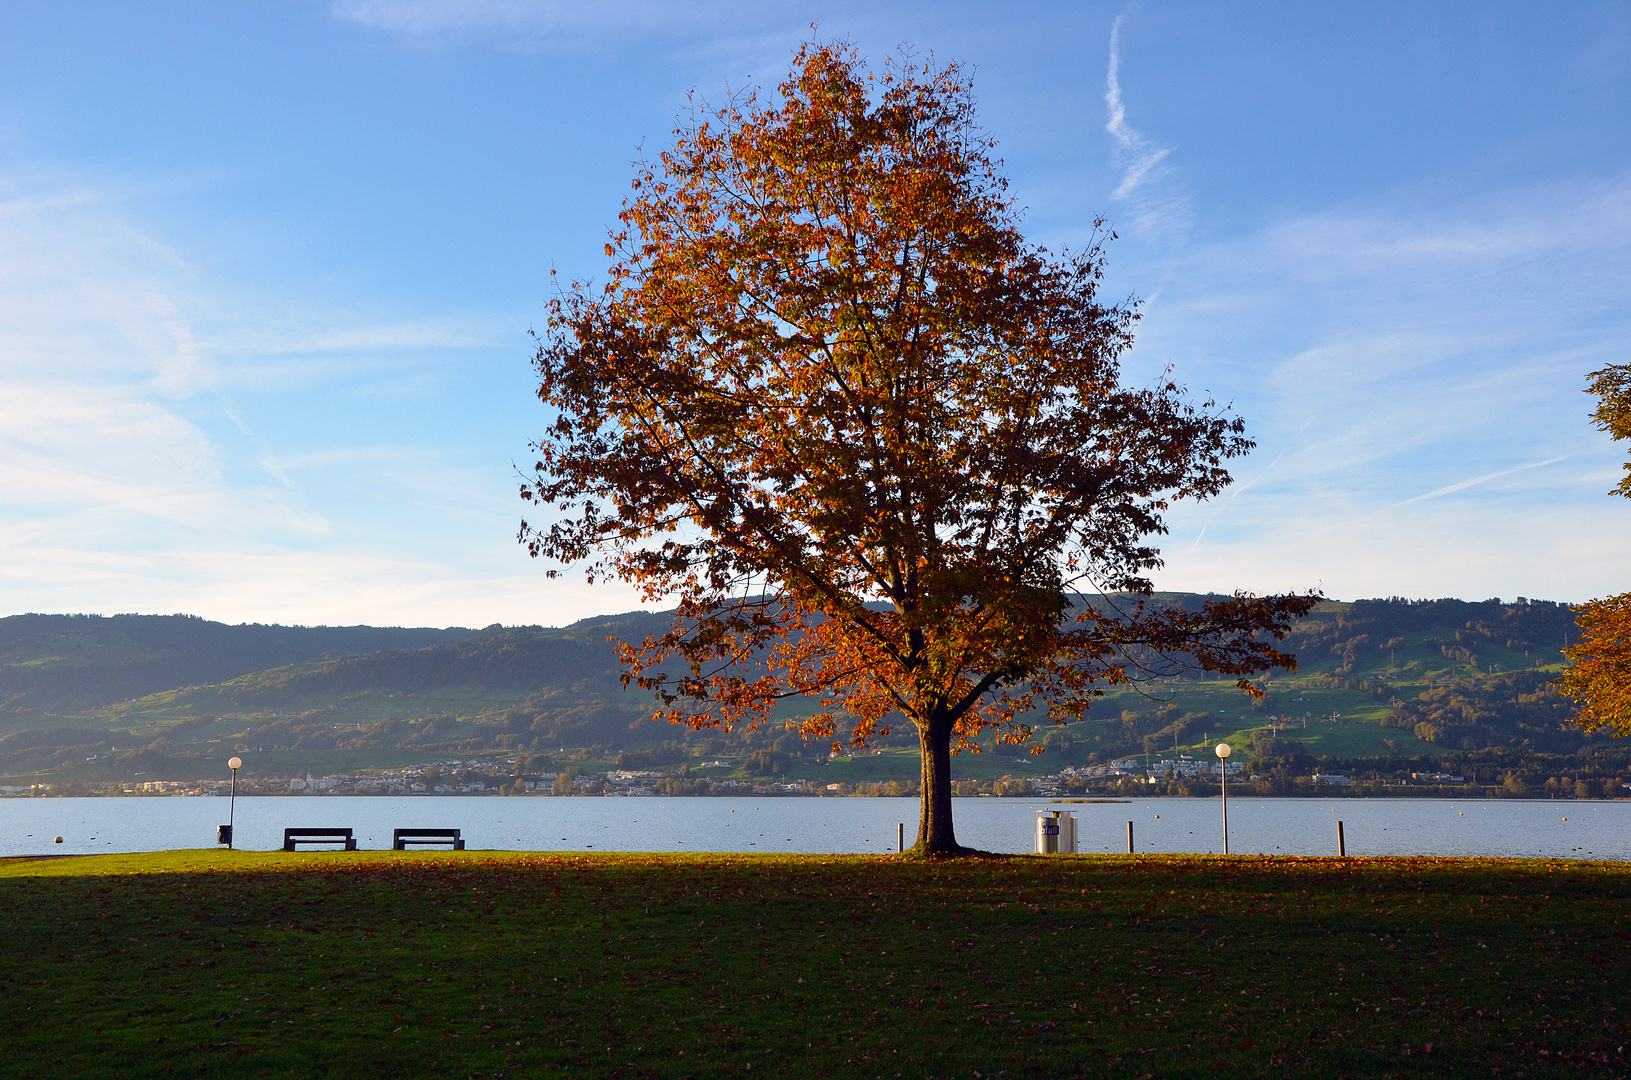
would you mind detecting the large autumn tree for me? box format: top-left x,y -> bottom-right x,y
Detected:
521,41 -> 1316,852
1558,363 -> 1631,734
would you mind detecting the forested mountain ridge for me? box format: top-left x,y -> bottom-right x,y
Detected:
0,613 -> 475,714
1281,596 -> 1581,753
0,597 -> 1612,787
1082,596 -> 1597,774
1285,596 -> 1576,676
193,612 -> 681,755
0,610 -> 684,781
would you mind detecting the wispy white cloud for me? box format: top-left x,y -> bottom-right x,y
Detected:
1104,24 -> 1168,197
203,317 -> 515,395
328,0 -> 792,51
218,320 -> 501,358
1386,457 -> 1567,510
1103,9 -> 1190,240
0,385 -> 219,518
331,0 -> 657,39
0,182 -> 204,394
0,168 -> 627,626
0,525 -> 649,628
1242,178 -> 1631,295
1185,453 -> 1281,554
0,176 -> 318,521
1141,173 -> 1631,602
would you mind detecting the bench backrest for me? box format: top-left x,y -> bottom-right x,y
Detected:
282,827 -> 358,851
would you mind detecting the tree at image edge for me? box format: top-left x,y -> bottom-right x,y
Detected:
1559,363 -> 1631,734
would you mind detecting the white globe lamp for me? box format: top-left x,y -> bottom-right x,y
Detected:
224,757 -> 244,850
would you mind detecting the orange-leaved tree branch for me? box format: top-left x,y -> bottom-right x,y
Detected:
1558,363 -> 1631,735
519,40 -> 1318,853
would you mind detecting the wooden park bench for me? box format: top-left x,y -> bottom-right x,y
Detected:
283,827 -> 357,851
393,828 -> 464,851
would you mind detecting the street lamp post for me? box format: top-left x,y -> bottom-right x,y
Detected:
225,756 -> 242,849
1215,742 -> 1232,855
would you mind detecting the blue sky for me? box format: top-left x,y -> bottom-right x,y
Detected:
1,1 -> 1627,628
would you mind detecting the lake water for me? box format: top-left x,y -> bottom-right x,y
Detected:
3,796 -> 1628,860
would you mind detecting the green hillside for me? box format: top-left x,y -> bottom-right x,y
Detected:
0,613 -> 675,784
0,612 -> 472,713
1,596 -> 1622,792
1080,595 -> 1582,755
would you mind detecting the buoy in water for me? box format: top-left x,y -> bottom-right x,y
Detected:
54,836 -> 63,844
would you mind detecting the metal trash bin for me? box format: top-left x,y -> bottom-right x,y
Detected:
1035,810 -> 1077,854
216,824 -> 233,846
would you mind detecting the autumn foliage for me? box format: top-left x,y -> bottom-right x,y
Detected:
521,41 -> 1317,851
1558,362 -> 1631,735
1560,593 -> 1631,735
1586,363 -> 1631,499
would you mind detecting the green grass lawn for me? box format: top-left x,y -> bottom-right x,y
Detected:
3,851 -> 1627,1078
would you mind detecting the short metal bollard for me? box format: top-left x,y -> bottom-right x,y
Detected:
898,822 -> 904,853
1337,820 -> 1346,857
1127,820 -> 1134,854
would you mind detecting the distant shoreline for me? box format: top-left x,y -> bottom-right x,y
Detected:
3,789 -> 1624,800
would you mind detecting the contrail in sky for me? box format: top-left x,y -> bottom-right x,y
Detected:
1105,9 -> 1171,200
1386,456 -> 1566,510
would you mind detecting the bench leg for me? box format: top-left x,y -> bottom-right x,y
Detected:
283,841 -> 294,852
393,840 -> 405,850
346,839 -> 357,851
454,840 -> 465,851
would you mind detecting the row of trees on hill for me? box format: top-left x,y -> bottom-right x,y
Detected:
1384,671 -> 1581,752
1280,597 -> 1575,675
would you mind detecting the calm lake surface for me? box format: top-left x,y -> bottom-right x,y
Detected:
3,796 -> 1628,860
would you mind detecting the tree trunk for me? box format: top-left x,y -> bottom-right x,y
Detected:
915,710 -> 963,854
